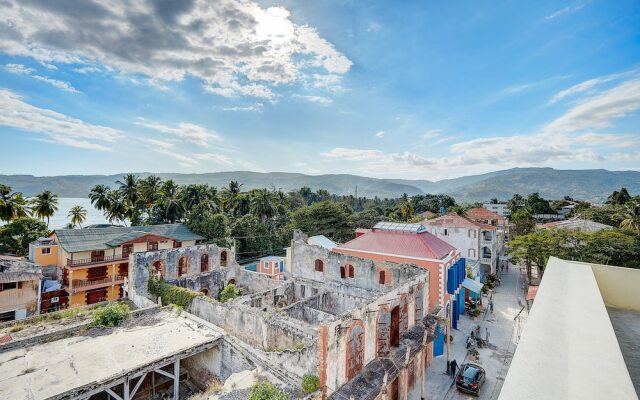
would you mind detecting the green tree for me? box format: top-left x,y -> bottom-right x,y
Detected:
219,283 -> 242,303
105,190 -> 127,226
221,180 -> 243,212
620,200 -> 640,233
0,184 -> 30,222
0,217 -> 48,256
506,193 -> 525,214
607,187 -> 632,205
291,201 -> 353,242
89,184 -> 112,212
186,205 -> 229,247
231,215 -> 273,260
511,209 -> 535,237
116,174 -> 141,223
68,205 -> 87,228
525,192 -> 554,214
352,209 -> 380,229
139,175 -> 163,216
160,180 -> 183,223
250,188 -> 276,222
448,204 -> 468,217
30,190 -> 59,228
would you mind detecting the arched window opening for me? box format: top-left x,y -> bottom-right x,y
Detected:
340,266 -> 346,279
200,254 -> 209,273
314,259 -> 324,272
178,256 -> 189,277
152,260 -> 165,279
348,264 -> 355,278
379,270 -> 386,285
220,250 -> 228,267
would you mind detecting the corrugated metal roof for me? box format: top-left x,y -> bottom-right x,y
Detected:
0,272 -> 41,284
54,223 -> 203,253
424,214 -> 496,230
0,259 -> 42,283
308,235 -> 337,250
338,229 -> 456,260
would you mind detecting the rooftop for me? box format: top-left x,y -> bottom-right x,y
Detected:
338,225 -> 456,260
541,218 -> 613,231
53,223 -> 203,253
466,207 -> 505,222
0,308 -> 223,400
423,213 -> 496,230
0,258 -> 42,283
499,257 -> 640,400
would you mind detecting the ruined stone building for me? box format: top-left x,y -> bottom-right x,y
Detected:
0,257 -> 42,321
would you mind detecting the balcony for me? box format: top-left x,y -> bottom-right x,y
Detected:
66,275 -> 126,294
66,254 -> 128,267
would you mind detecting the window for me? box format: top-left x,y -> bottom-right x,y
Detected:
41,247 -> 51,255
348,264 -> 355,278
301,285 -> 306,297
148,241 -> 159,251
174,241 -> 182,248
444,229 -> 448,236
178,256 -> 189,277
0,282 -> 18,291
340,266 -> 346,279
379,270 -> 386,284
200,254 -> 209,272
314,259 -> 324,272
468,248 -> 476,258
122,244 -> 133,257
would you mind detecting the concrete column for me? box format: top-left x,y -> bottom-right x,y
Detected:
173,359 -> 180,399
123,378 -> 130,400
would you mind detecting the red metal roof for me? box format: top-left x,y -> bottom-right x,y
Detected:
339,229 -> 456,260
526,285 -> 539,301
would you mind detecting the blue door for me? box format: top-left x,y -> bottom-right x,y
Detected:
433,326 -> 445,357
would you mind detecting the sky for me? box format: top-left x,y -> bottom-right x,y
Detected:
0,0 -> 639,181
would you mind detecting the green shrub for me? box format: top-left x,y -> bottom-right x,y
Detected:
219,283 -> 241,303
301,374 -> 320,394
249,381 -> 288,400
92,303 -> 130,327
148,276 -> 201,309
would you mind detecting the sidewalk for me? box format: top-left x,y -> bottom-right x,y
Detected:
424,264 -> 527,399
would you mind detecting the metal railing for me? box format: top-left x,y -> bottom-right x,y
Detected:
71,276 -> 112,288
66,254 -> 127,267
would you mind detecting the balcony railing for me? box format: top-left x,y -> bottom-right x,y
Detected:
66,275 -> 126,293
66,254 -> 127,267
72,276 -> 112,288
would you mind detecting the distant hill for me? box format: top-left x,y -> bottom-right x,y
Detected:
1,168 -> 638,203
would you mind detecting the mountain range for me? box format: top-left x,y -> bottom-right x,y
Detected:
1,168 -> 638,203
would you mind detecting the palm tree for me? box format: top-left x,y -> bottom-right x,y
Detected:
0,185 -> 30,222
221,181 -> 243,212
89,184 -> 112,211
31,190 -> 59,228
160,180 -> 183,223
116,174 -> 140,221
68,205 -> 87,228
139,175 -> 162,209
250,189 -> 276,222
620,200 -> 640,233
105,191 -> 127,226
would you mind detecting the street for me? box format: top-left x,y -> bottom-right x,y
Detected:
424,264 -> 528,400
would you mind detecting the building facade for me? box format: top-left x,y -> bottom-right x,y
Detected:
424,213 -> 498,278
41,224 -> 204,307
0,258 -> 42,321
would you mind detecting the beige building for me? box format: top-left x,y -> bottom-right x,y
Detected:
0,257 -> 42,321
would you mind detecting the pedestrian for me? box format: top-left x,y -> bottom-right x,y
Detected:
485,327 -> 490,343
475,325 -> 480,337
490,300 -> 494,314
466,336 -> 472,349
450,359 -> 458,379
470,329 -> 475,339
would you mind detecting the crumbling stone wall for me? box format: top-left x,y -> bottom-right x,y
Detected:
128,244 -> 236,300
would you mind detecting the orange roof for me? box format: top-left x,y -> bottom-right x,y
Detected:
526,285 -> 539,301
466,207 -> 505,222
423,213 -> 497,230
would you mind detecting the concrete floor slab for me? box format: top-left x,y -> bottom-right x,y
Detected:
0,309 -> 223,400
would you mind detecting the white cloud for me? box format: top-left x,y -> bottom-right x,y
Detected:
5,63 -> 34,75
135,118 -> 221,147
222,103 -> 264,112
140,138 -> 175,150
544,79 -> 640,133
421,129 -> 442,139
5,63 -> 80,93
374,131 -> 385,138
73,66 -> 100,74
194,153 -> 233,165
292,94 -> 332,104
321,148 -> 386,161
544,3 -> 585,20
549,70 -> 639,104
0,89 -> 122,151
0,0 -> 352,99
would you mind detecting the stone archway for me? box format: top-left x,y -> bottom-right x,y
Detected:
220,250 -> 228,267
178,256 -> 189,277
345,320 -> 365,381
151,260 -> 165,279
200,288 -> 209,296
200,253 -> 209,273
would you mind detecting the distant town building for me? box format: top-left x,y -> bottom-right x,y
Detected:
423,213 -> 498,279
483,203 -> 511,217
541,218 -> 613,232
255,255 -> 286,280
0,256 -> 42,321
467,207 -> 508,258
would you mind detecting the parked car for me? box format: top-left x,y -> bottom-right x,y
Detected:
455,363 -> 486,396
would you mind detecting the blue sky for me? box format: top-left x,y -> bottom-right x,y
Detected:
0,0 -> 639,180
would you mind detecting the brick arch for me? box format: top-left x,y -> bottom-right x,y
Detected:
178,256 -> 189,277
200,253 -> 210,273
376,304 -> 391,357
345,320 -> 365,381
151,260 -> 165,279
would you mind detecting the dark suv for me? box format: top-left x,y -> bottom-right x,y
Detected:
455,363 -> 486,396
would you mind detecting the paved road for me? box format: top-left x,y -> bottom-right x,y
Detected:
425,264 -> 528,400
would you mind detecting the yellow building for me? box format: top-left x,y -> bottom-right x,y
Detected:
44,224 -> 202,308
